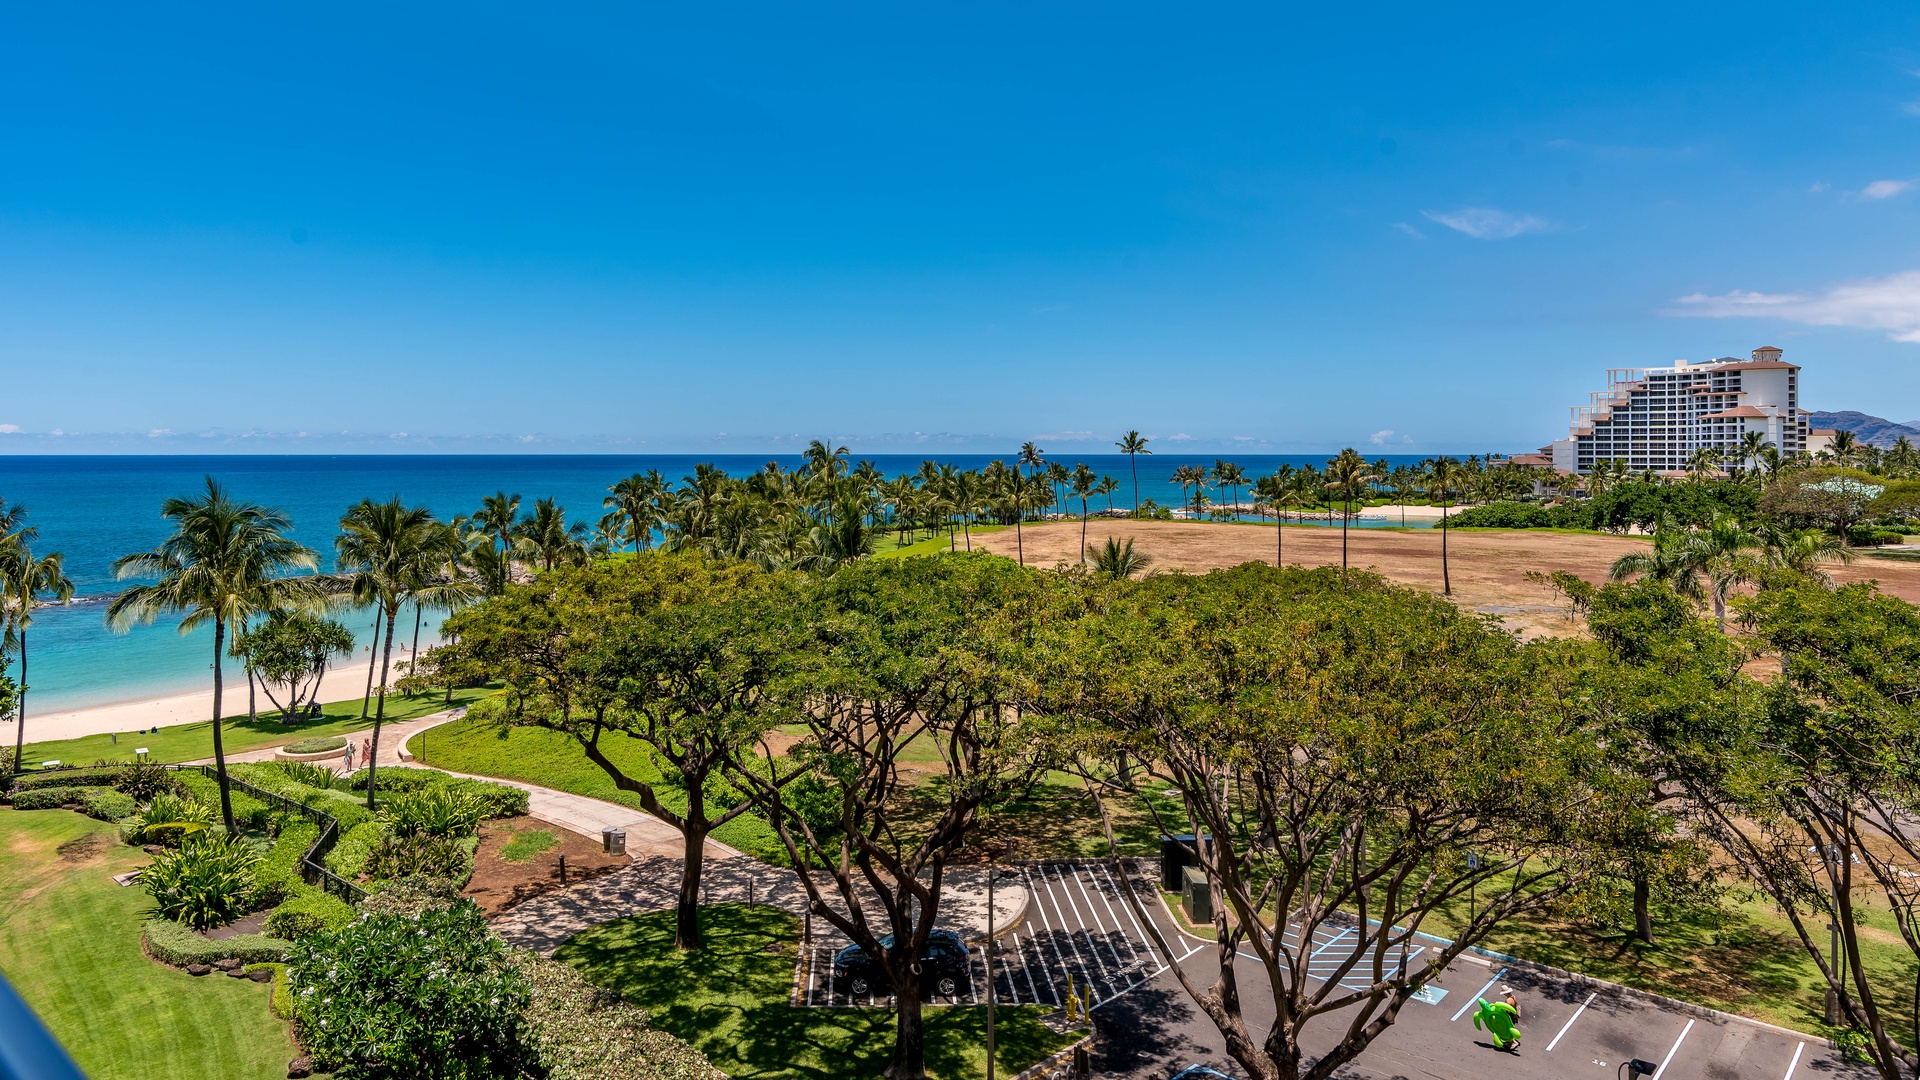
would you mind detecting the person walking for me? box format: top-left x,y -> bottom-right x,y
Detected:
361,738 -> 373,768
342,741 -> 355,774
1472,989 -> 1522,1052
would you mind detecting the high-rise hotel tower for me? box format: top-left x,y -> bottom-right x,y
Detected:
1546,346 -> 1810,474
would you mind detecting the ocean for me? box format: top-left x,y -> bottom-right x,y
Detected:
0,453 -> 1431,712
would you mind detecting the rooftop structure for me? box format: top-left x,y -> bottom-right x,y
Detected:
1546,346 -> 1809,474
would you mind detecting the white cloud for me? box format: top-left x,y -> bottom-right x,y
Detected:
147,428 -> 173,437
1166,433 -> 1193,441
1421,207 -> 1551,239
1810,181 -> 1831,192
49,429 -> 64,436
1391,222 -> 1426,240
1669,269 -> 1920,343
1903,102 -> 1920,116
0,424 -> 19,434
1369,429 -> 1395,445
1860,179 -> 1914,200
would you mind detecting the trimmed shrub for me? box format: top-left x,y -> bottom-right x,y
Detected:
264,887 -> 356,940
381,786 -> 484,839
259,963 -> 295,1019
271,761 -> 339,790
365,833 -> 474,884
1443,501 -> 1557,529
288,900 -> 531,1079
517,952 -> 724,1080
251,818 -> 321,906
284,735 -> 348,755
9,786 -> 86,810
441,777 -> 528,819
177,772 -> 273,830
142,821 -> 210,847
142,834 -> 262,929
346,767 -> 437,793
113,762 -> 184,801
327,820 -> 385,879
79,788 -> 137,822
12,770 -> 117,793
142,917 -> 289,967
129,791 -> 214,842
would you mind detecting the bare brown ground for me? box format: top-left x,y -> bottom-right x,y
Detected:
463,815 -> 630,916
976,521 -> 1920,637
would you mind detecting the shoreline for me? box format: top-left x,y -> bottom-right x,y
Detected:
4,644 -> 437,746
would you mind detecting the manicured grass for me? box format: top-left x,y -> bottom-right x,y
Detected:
499,827 -> 559,863
415,713 -> 786,862
0,809 -> 294,1080
20,685 -> 498,769
555,903 -> 1080,1079
877,525 -> 1008,559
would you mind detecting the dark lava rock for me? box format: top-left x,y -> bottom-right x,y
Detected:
248,968 -> 273,982
287,1057 -> 314,1078
187,963 -> 213,976
214,957 -> 242,971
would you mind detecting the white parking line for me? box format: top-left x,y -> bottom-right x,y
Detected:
1026,868 -> 1092,999
1079,864 -> 1151,970
1783,1041 -> 1805,1080
1013,925 -> 1053,1005
1450,970 -> 1508,1022
1650,1018 -> 1694,1080
1050,866 -> 1124,984
1097,863 -> 1165,972
1039,867 -> 1115,996
1308,926 -> 1356,960
1545,991 -> 1596,1052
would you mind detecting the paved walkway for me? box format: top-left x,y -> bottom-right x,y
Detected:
494,854 -> 1028,957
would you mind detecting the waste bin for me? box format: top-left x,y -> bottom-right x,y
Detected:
602,827 -> 626,855
1182,866 -> 1212,925
1162,833 -> 1209,891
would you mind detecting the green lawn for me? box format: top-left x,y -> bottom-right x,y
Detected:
555,903 -> 1079,1079
0,809 -> 294,1080
876,525 -> 1008,559
20,685 -> 498,769
414,713 -> 787,861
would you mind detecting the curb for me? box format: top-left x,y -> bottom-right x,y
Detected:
1011,1034 -> 1092,1080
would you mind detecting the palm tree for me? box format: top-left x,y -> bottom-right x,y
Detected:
1760,526 -> 1855,585
517,497 -> 590,570
473,491 -> 523,592
1213,460 -> 1247,516
1426,457 -> 1466,596
1116,431 -> 1151,515
1045,461 -> 1071,518
1095,475 -> 1120,515
1736,431 -> 1772,479
604,472 -> 664,552
1252,471 -> 1304,566
334,499 -> 475,808
0,504 -> 74,770
1830,429 -> 1860,468
1609,514 -> 1763,630
108,478 -> 320,832
1018,441 -> 1046,480
1323,449 -> 1380,584
1070,464 -> 1098,562
1686,445 -> 1723,482
1089,536 -> 1152,579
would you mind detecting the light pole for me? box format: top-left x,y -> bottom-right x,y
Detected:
986,841 -> 1012,1080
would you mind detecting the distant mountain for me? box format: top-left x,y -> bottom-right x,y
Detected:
1806,411 -> 1920,448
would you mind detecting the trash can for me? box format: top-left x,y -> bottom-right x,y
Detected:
1162,833 -> 1209,891
602,827 -> 626,855
1182,866 -> 1212,925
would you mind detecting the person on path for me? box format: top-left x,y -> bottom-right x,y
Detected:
361,738 -> 373,767
1472,991 -> 1522,1052
342,742 -> 355,774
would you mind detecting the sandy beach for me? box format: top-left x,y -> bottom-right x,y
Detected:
3,649 -> 430,744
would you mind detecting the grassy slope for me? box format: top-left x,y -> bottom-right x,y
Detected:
21,685 -> 497,768
413,714 -> 786,861
0,809 -> 293,1080
555,903 -> 1078,1080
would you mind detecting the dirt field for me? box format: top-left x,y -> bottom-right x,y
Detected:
463,815 -> 629,916
974,521 -> 1920,637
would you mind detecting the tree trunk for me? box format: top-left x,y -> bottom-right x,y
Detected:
1130,455 -> 1139,515
1441,505 -> 1451,596
210,620 -> 237,834
361,610 -> 381,719
12,632 -> 27,770
1275,515 -> 1282,567
247,667 -> 257,722
890,975 -> 928,1080
1340,495 -> 1350,583
364,604 -> 398,810
676,819 -> 710,951
1633,872 -> 1655,945
410,601 -> 424,689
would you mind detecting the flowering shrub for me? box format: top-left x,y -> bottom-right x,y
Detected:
288,900 -> 530,1079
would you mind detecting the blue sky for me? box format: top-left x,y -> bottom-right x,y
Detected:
3,3 -> 1919,454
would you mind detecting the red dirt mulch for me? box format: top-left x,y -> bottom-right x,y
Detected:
463,815 -> 630,917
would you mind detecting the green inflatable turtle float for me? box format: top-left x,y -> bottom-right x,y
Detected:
1472,997 -> 1522,1051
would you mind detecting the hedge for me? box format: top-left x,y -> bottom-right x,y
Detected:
79,788 -> 137,822
251,819 -> 321,907
348,767 -> 531,819
143,917 -> 290,966
327,821 -> 385,879
177,773 -> 273,830
1442,501 -> 1559,529
264,887 -> 357,940
10,787 -> 87,811
11,770 -> 118,793
516,952 -> 725,1080
249,963 -> 296,1020
284,736 -> 348,755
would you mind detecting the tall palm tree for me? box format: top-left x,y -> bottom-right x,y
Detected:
517,497 -> 591,570
1095,475 -> 1120,515
1323,449 -> 1380,584
0,504 -> 74,770
1426,457 -> 1466,596
108,478 -> 320,832
1252,471 -> 1304,567
334,499 -> 475,808
1070,464 -> 1098,562
1737,431 -> 1772,479
473,491 -> 523,593
1830,429 -> 1860,468
604,472 -> 665,552
1213,460 -> 1247,515
1686,445 -> 1723,482
1115,431 -> 1151,516
1018,441 -> 1047,480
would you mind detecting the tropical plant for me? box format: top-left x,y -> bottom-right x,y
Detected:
141,834 -> 260,930
516,496 -> 591,571
108,478 -> 323,832
364,833 -> 473,882
335,498 -> 477,808
1089,535 -> 1151,579
1426,456 -> 1467,596
1609,514 -> 1764,629
0,500 -> 74,770
1070,463 -> 1098,561
602,471 -> 665,553
130,791 -> 216,841
232,610 -> 355,720
113,762 -> 184,802
380,785 -> 485,839
1115,430 -> 1151,514
1323,448 -> 1379,583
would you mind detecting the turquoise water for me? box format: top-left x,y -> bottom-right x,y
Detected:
0,454 -> 1431,712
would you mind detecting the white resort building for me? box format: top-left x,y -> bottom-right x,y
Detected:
1541,346 -> 1810,475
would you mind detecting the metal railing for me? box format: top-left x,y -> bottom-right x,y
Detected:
5,762 -> 366,904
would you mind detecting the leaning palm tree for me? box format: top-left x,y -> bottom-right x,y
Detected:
108,478 -> 320,832
1426,456 -> 1466,596
1323,448 -> 1380,584
0,504 -> 74,770
334,499 -> 475,808
1115,430 -> 1151,515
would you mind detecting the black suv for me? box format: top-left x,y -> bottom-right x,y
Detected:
832,929 -> 971,998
